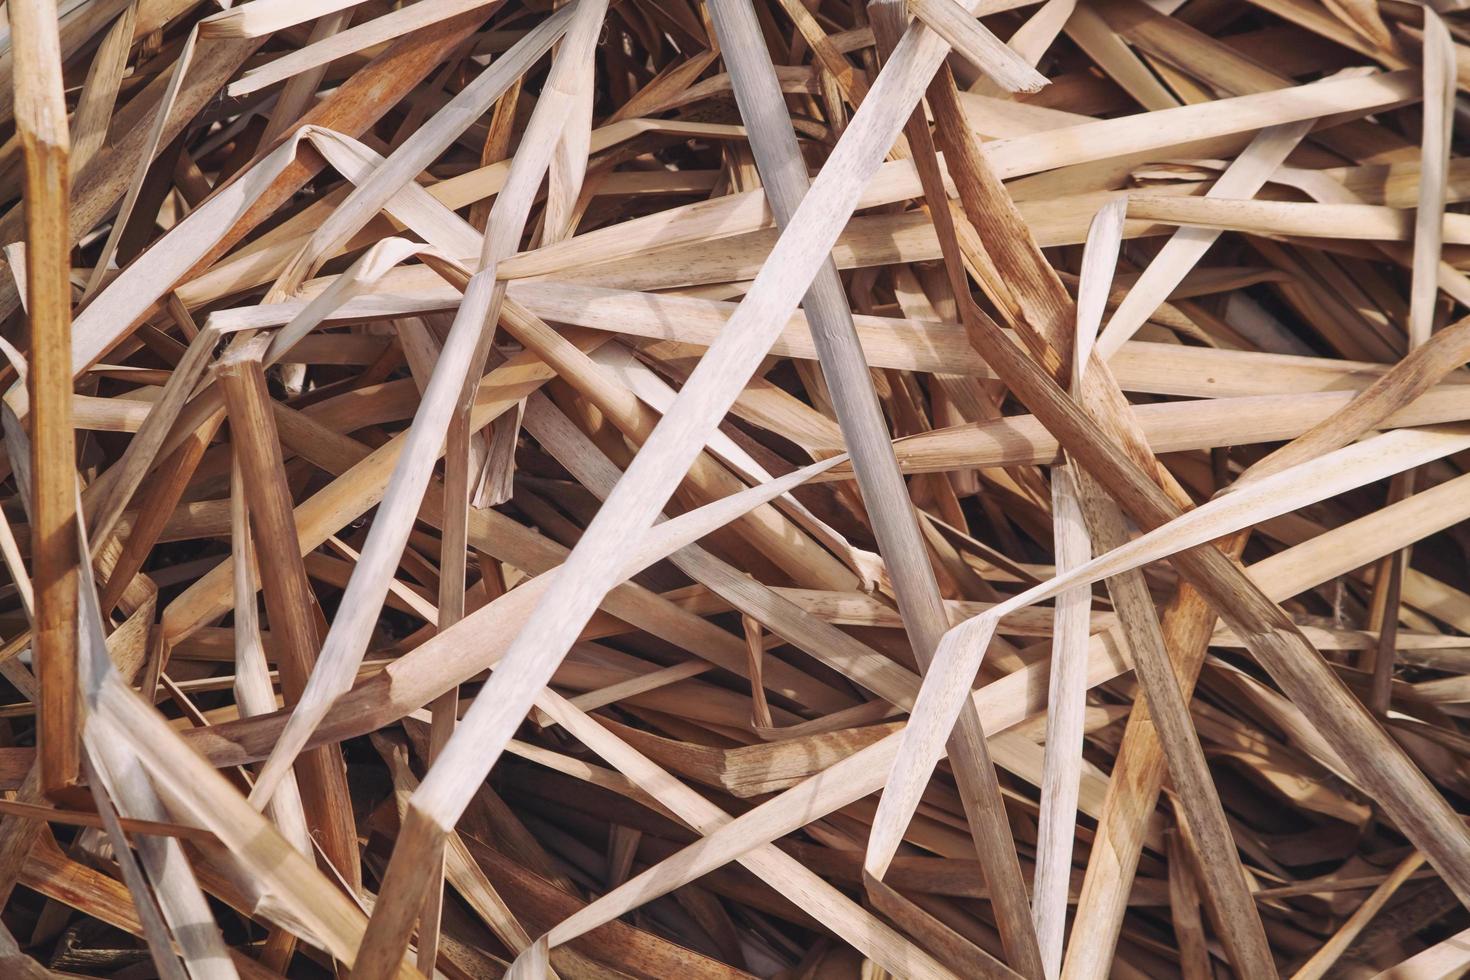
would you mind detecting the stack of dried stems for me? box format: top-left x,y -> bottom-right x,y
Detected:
0,0 -> 1469,974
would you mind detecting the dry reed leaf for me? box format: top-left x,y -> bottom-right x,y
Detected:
3,0 -> 1470,975
1032,199 -> 1121,977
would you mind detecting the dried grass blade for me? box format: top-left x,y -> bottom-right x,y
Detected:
710,3 -> 1039,969
12,0 -> 81,799
356,10 -> 999,973
248,0 -> 610,818
1033,199 -> 1123,978
1094,120 -> 1312,360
